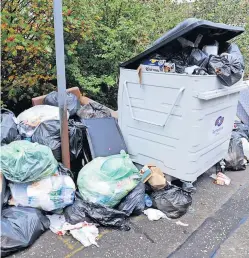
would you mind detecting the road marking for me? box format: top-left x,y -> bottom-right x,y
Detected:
58,235 -> 75,250
65,246 -> 84,258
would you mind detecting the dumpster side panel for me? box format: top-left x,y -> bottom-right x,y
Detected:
118,68 -> 245,181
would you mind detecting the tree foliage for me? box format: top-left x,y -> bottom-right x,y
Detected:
1,0 -> 248,113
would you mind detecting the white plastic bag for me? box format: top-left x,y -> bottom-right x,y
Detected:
17,105 -> 69,137
70,223 -> 99,247
143,208 -> 167,221
9,174 -> 75,211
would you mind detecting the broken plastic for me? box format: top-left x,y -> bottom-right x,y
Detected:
77,151 -> 141,207
1,206 -> 49,257
0,140 -> 58,183
43,91 -> 81,117
151,185 -> 192,219
0,108 -> 20,146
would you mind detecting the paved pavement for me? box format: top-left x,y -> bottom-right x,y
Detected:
10,167 -> 249,258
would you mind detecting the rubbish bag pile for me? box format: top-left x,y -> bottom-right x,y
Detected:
136,19 -> 244,87
0,91 -> 193,255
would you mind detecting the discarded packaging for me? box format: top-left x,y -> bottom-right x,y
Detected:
43,91 -> 81,117
69,222 -> 99,247
17,105 -> 69,138
77,151 -> 141,207
117,181 -> 145,216
1,206 -> 49,257
141,165 -> 166,190
0,140 -> 58,183
151,185 -> 192,219
46,214 -> 66,235
210,172 -> 231,186
143,208 -> 167,221
0,108 -> 20,146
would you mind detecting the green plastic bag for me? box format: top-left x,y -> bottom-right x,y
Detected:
0,140 -> 58,183
77,151 -> 141,207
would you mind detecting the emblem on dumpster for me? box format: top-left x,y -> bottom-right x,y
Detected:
215,116 -> 224,127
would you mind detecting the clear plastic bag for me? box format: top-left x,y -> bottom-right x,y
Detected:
9,174 -> 75,211
77,151 -> 141,207
0,140 -> 58,183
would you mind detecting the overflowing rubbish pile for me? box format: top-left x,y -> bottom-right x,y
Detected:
0,94 -> 192,257
132,18 -> 245,87
0,18 -> 247,257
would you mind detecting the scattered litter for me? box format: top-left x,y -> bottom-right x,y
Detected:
143,208 -> 167,221
117,181 -> 145,216
144,194 -> 152,208
17,105 -> 69,137
9,174 -> 75,211
0,140 -> 58,183
151,185 -> 192,219
1,206 -> 49,257
175,221 -> 189,227
43,91 -> 81,117
77,101 -> 111,119
77,151 -> 141,207
68,222 -> 99,247
0,108 -> 20,146
46,214 -> 66,235
210,172 -> 231,186
141,165 -> 166,190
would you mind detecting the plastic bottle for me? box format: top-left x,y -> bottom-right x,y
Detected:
144,194 -> 152,207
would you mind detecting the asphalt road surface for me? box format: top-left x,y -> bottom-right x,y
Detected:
10,167 -> 249,258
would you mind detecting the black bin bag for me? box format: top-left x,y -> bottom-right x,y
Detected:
64,193 -> 129,230
43,91 -> 81,117
208,43 -> 244,86
225,131 -> 246,171
117,181 -> 145,216
151,185 -> 192,219
31,120 -> 85,161
1,108 -> 20,146
1,207 -> 49,257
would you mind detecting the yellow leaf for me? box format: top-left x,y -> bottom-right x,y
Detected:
16,46 -> 24,50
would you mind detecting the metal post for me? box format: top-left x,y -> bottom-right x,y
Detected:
53,0 -> 70,168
